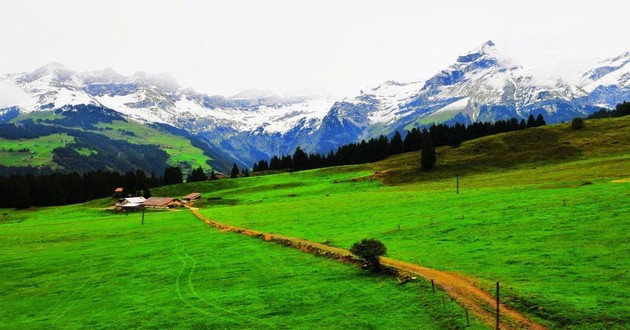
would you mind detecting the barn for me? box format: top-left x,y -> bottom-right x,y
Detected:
143,197 -> 182,209
182,192 -> 202,203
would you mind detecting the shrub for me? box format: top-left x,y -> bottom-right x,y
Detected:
571,117 -> 584,130
350,238 -> 387,271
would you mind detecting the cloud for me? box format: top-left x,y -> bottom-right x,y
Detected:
0,79 -> 32,108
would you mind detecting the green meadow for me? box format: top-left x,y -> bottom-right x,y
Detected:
2,116 -> 630,329
4,111 -> 212,172
0,133 -> 73,167
95,120 -> 212,172
182,117 -> 629,329
0,206 -> 484,329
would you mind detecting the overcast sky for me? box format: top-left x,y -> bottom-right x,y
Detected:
1,0 -> 629,97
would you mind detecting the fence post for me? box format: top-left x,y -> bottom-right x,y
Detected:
496,282 -> 500,329
431,279 -> 435,293
465,308 -> 470,327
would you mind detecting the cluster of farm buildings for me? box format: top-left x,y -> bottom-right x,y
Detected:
112,191 -> 202,211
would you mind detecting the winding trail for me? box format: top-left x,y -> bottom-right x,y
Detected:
190,208 -> 546,330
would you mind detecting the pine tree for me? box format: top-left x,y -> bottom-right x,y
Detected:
143,187 -> 152,199
187,167 -> 206,182
519,119 -> 527,130
292,147 -> 309,171
230,163 -> 240,178
535,114 -> 546,127
527,114 -> 536,128
389,131 -> 404,155
421,133 -> 436,171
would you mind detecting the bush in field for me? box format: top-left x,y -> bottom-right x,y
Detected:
571,117 -> 584,130
350,238 -> 387,271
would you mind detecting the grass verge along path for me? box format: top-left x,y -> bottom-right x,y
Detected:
191,209 -> 545,330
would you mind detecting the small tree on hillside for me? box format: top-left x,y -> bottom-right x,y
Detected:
527,114 -> 536,128
142,187 -> 152,199
292,146 -> 309,172
535,114 -> 546,127
230,163 -> 240,178
350,238 -> 387,271
421,133 -> 436,171
571,117 -> 584,130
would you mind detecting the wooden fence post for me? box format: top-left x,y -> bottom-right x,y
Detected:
496,282 -> 500,329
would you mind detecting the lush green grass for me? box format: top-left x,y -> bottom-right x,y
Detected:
0,133 -> 73,167
8,110 -> 64,123
3,113 -> 212,173
4,116 -> 630,329
0,205 -> 485,329
95,120 -> 212,172
178,117 -> 630,329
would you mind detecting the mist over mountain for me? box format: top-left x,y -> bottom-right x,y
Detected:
1,41 -> 628,169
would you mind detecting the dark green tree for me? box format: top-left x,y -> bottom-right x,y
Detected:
163,166 -> 183,185
571,117 -> 584,130
14,180 -> 32,209
230,163 -> 240,178
142,187 -> 152,199
389,131 -> 404,155
527,114 -> 536,128
421,133 -> 436,171
535,114 -> 546,127
292,146 -> 309,171
350,238 -> 387,271
187,166 -> 206,182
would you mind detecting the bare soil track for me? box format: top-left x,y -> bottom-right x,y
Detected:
191,209 -> 546,330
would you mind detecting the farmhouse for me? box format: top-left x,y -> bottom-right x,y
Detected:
210,172 -> 229,180
115,196 -> 146,211
182,192 -> 201,203
143,197 -> 182,209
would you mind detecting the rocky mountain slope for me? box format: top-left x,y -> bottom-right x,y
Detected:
1,41 -> 628,169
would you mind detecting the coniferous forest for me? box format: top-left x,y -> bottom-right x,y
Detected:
253,114 -> 547,173
0,166 -> 186,209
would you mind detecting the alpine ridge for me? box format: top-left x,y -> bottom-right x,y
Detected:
1,41 -> 628,168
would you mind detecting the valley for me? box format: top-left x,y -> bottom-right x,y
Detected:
1,116 -> 629,329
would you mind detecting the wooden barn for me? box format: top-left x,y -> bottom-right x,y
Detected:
182,192 -> 202,203
143,197 -> 182,209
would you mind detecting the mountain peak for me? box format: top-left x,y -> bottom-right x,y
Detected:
19,62 -> 76,85
39,62 -> 70,72
457,40 -> 498,63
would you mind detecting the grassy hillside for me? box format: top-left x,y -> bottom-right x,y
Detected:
2,110 -> 213,173
150,116 -> 629,329
94,119 -> 212,173
0,133 -> 74,167
0,205 -> 484,329
3,116 -> 629,329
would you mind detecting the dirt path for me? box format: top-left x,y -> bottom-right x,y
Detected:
190,209 -> 546,330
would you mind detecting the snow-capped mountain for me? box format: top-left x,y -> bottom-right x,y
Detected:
0,63 -> 336,167
579,51 -> 630,107
325,41 -> 596,144
1,41 -> 628,169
